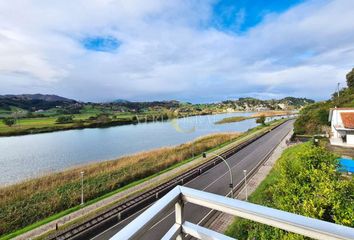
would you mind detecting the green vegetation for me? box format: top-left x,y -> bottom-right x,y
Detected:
256,115 -> 266,125
346,68 -> 354,89
226,142 -> 354,239
215,116 -> 250,124
295,68 -> 354,135
2,117 -> 16,127
56,115 -> 73,124
0,132 -> 241,237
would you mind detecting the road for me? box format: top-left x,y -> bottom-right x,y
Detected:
92,120 -> 294,240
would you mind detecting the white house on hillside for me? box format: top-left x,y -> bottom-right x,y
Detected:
328,108 -> 354,147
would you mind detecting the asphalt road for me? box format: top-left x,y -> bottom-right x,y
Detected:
92,120 -> 294,240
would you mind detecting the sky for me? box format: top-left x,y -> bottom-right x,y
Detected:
0,0 -> 353,103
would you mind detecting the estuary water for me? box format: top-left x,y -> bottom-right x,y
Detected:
0,112 -> 281,185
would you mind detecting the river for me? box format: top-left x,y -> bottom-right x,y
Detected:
0,112 -> 283,185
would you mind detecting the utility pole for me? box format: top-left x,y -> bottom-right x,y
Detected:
337,82 -> 340,98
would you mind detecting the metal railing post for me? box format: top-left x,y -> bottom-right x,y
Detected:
175,199 -> 184,240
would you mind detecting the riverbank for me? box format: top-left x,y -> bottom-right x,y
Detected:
1,120 -> 285,240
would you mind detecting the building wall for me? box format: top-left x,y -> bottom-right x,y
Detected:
347,134 -> 354,145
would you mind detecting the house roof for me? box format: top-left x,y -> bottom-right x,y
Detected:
328,108 -> 354,122
341,112 -> 354,129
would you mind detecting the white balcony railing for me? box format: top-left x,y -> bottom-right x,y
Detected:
111,186 -> 354,240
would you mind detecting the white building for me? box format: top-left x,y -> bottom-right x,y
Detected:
328,108 -> 354,147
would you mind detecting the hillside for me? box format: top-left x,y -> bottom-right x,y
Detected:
294,68 -> 354,135
220,97 -> 314,111
0,94 -> 76,111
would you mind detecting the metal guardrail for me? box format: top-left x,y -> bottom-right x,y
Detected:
49,121 -> 289,240
112,186 -> 354,240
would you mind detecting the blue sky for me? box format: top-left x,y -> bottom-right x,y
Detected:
82,36 -> 120,52
212,0 -> 304,32
0,0 -> 353,102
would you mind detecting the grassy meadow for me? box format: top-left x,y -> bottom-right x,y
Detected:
0,112 -> 136,136
0,132 -> 241,237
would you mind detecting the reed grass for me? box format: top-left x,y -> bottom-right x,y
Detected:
215,116 -> 251,124
0,132 -> 240,236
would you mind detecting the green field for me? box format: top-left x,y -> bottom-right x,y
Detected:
0,112 -> 137,136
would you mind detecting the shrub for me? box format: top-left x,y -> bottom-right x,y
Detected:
256,115 -> 266,125
56,115 -> 73,124
226,143 -> 354,239
2,117 -> 16,127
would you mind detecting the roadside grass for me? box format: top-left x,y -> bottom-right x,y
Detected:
0,120 -> 284,239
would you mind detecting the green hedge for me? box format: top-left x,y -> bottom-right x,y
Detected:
226,142 -> 354,239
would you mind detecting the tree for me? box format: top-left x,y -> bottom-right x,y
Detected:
56,115 -> 73,124
346,68 -> 354,89
2,117 -> 16,127
256,115 -> 266,125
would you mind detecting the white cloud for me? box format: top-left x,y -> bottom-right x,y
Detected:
0,0 -> 353,102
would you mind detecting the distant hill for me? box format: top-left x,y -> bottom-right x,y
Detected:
113,99 -> 130,103
279,97 -> 314,107
0,94 -> 76,102
221,97 -> 314,111
0,94 -> 76,111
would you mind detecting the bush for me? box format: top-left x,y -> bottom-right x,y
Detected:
2,117 -> 16,127
256,115 -> 266,125
226,143 -> 354,239
56,115 -> 73,124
